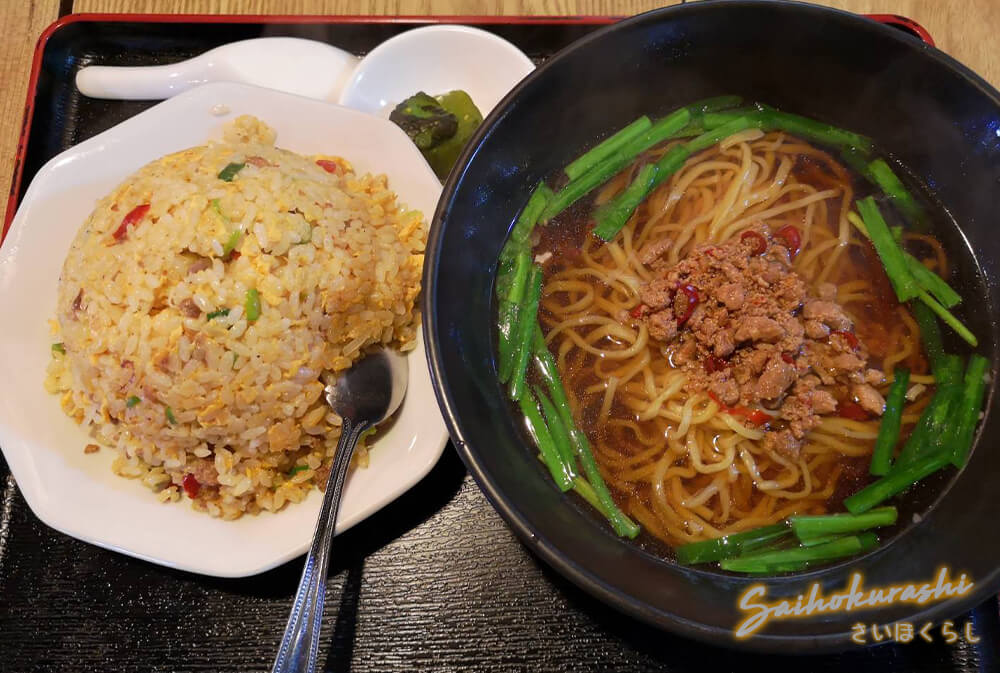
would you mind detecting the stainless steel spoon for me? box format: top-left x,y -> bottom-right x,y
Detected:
271,349 -> 408,673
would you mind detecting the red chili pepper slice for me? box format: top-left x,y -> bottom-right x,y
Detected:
704,355 -> 728,373
315,159 -> 339,174
781,353 -> 795,364
740,230 -> 768,256
830,330 -> 860,350
111,204 -> 150,242
743,409 -> 772,426
629,304 -> 645,319
708,391 -> 770,427
182,473 -> 200,499
674,284 -> 699,325
775,225 -> 801,258
838,400 -> 870,421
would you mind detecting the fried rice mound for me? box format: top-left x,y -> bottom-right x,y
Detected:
45,116 -> 426,518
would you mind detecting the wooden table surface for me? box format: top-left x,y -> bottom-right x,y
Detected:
2,0 -> 998,229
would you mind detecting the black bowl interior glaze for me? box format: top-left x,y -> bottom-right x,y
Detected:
424,0 -> 1000,653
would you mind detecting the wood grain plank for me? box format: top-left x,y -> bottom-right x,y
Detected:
0,0 -> 62,230
71,0 -> 676,16
803,0 -> 1000,88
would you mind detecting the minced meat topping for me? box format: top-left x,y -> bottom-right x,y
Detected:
633,223 -> 886,458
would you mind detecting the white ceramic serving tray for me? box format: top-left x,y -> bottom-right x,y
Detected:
0,82 -> 449,577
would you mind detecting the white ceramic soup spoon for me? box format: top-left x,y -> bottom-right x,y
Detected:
75,37 -> 359,101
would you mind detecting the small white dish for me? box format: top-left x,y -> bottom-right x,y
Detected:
0,82 -> 448,578
338,25 -> 535,117
76,37 -> 360,101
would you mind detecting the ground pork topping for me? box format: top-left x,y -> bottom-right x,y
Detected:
635,224 -> 884,458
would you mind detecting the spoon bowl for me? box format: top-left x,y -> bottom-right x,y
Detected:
325,349 -> 409,427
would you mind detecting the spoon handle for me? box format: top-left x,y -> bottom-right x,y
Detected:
76,62 -> 213,100
271,417 -> 369,673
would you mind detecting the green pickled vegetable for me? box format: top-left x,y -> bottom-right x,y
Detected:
206,308 -> 230,321
424,90 -> 484,180
165,407 -> 177,425
388,91 -> 459,150
389,90 -> 484,180
288,464 -> 309,476
51,342 -> 65,355
125,395 -> 141,408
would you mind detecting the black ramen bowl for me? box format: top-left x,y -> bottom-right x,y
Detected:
423,0 -> 1000,652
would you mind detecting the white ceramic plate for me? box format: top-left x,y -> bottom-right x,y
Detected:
0,82 -> 448,577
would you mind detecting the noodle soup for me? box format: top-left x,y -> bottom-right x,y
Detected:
494,100 -> 987,573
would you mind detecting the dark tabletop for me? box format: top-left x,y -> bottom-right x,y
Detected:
2,448 -> 998,673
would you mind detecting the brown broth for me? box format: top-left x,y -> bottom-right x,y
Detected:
507,128 -> 966,562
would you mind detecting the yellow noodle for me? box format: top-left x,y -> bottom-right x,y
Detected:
533,131 -> 936,549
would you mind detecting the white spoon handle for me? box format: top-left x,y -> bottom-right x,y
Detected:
77,61 -> 215,100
